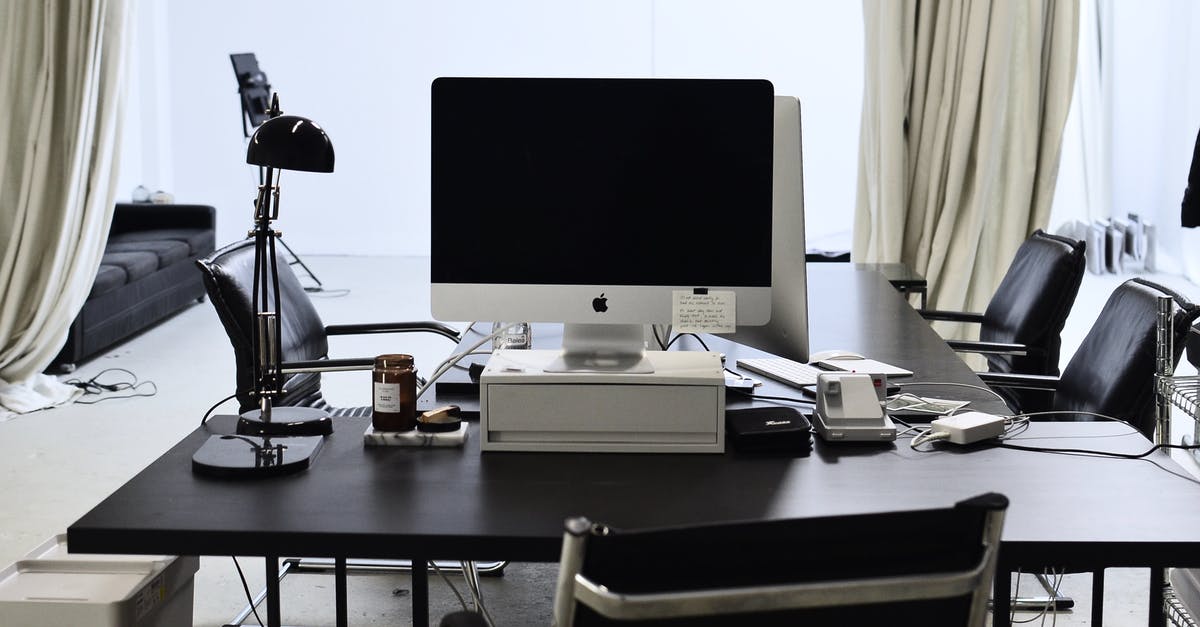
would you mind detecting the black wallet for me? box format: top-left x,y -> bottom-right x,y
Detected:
725,406 -> 813,452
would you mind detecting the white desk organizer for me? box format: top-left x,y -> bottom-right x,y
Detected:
0,535 -> 198,627
480,349 -> 725,453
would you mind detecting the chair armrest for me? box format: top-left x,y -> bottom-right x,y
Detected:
977,372 -> 1060,391
918,309 -> 986,323
110,203 -> 216,234
946,339 -> 1029,357
325,321 -> 462,342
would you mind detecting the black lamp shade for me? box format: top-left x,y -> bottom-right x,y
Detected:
247,115 -> 335,172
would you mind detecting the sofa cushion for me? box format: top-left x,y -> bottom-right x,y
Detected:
99,251 -> 158,284
105,239 -> 190,268
108,228 -> 214,256
89,264 -> 127,299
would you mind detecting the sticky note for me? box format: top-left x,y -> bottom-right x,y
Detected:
673,290 -> 736,334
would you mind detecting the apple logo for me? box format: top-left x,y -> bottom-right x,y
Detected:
592,293 -> 608,313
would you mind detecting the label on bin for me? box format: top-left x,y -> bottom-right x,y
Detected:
134,574 -> 164,619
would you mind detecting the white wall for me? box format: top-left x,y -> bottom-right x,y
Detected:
117,0 -> 863,256
1108,1 -> 1200,279
1049,1 -> 1200,279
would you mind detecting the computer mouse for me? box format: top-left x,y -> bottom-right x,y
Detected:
809,349 -> 866,362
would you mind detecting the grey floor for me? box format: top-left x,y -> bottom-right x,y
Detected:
0,255 -> 1197,626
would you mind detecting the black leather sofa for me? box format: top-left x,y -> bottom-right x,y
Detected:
52,203 -> 216,370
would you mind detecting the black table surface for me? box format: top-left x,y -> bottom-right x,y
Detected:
67,264 -> 1200,572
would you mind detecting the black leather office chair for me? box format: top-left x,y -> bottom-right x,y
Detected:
920,230 -> 1086,413
197,238 -> 461,416
442,494 -> 1007,627
981,277 -> 1199,439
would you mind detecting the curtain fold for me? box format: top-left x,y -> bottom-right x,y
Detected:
855,0 -> 1079,326
0,0 -> 130,417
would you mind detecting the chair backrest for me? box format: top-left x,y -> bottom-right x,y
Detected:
552,493 -> 1008,627
196,238 -> 329,412
980,230 -> 1086,412
1056,278 -> 1200,439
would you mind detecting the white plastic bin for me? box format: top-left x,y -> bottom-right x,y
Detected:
0,535 -> 197,627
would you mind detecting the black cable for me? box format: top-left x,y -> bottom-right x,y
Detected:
201,393 -> 239,427
993,441 -> 1200,460
727,387 -> 814,406
665,332 -> 710,351
65,367 -> 139,393
232,556 -> 266,627
65,368 -> 157,404
652,325 -> 668,350
71,387 -> 158,404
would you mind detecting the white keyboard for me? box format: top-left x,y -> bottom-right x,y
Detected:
736,357 -> 825,390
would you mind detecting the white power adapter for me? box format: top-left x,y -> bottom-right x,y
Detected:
929,411 -> 1006,444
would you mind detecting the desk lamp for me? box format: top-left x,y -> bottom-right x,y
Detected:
192,94 -> 334,478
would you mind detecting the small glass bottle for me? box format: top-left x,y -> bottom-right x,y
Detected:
372,354 -> 416,431
492,322 -> 532,350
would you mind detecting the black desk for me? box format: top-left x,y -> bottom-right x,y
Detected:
855,261 -> 929,308
67,266 -> 1200,627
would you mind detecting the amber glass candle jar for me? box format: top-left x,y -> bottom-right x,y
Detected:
372,354 -> 416,431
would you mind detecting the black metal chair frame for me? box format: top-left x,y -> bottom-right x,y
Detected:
552,494 -> 1007,627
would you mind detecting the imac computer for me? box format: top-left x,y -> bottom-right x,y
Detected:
430,77 -> 778,372
717,95 -> 809,363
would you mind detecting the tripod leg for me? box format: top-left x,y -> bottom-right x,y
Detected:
274,235 -> 324,290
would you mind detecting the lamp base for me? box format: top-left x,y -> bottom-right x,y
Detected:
192,434 -> 324,478
238,406 -> 333,437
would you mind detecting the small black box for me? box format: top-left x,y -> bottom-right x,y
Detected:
725,407 -> 813,452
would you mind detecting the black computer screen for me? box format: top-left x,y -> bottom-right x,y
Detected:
431,77 -> 773,288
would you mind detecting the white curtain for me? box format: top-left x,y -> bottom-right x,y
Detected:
855,0 -> 1079,323
1048,0 -> 1112,231
0,0 -> 130,417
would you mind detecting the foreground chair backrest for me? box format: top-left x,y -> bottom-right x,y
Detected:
551,493 -> 1007,627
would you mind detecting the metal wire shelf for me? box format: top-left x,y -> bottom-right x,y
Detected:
1157,297 -> 1200,627
1161,376 -> 1200,422
1167,582 -> 1200,627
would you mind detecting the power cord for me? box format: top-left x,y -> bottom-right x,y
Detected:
461,560 -> 496,626
909,430 -> 951,449
911,407 -> 1200,460
430,561 -> 470,613
430,561 -> 496,627
893,380 -> 1009,404
231,556 -> 265,627
416,323 -> 516,402
65,368 -> 157,404
200,393 -> 239,427
651,324 -> 672,350
994,439 -> 1200,460
1009,568 -> 1063,625
665,332 -> 710,351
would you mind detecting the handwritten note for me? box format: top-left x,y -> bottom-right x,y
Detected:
672,290 -> 736,334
